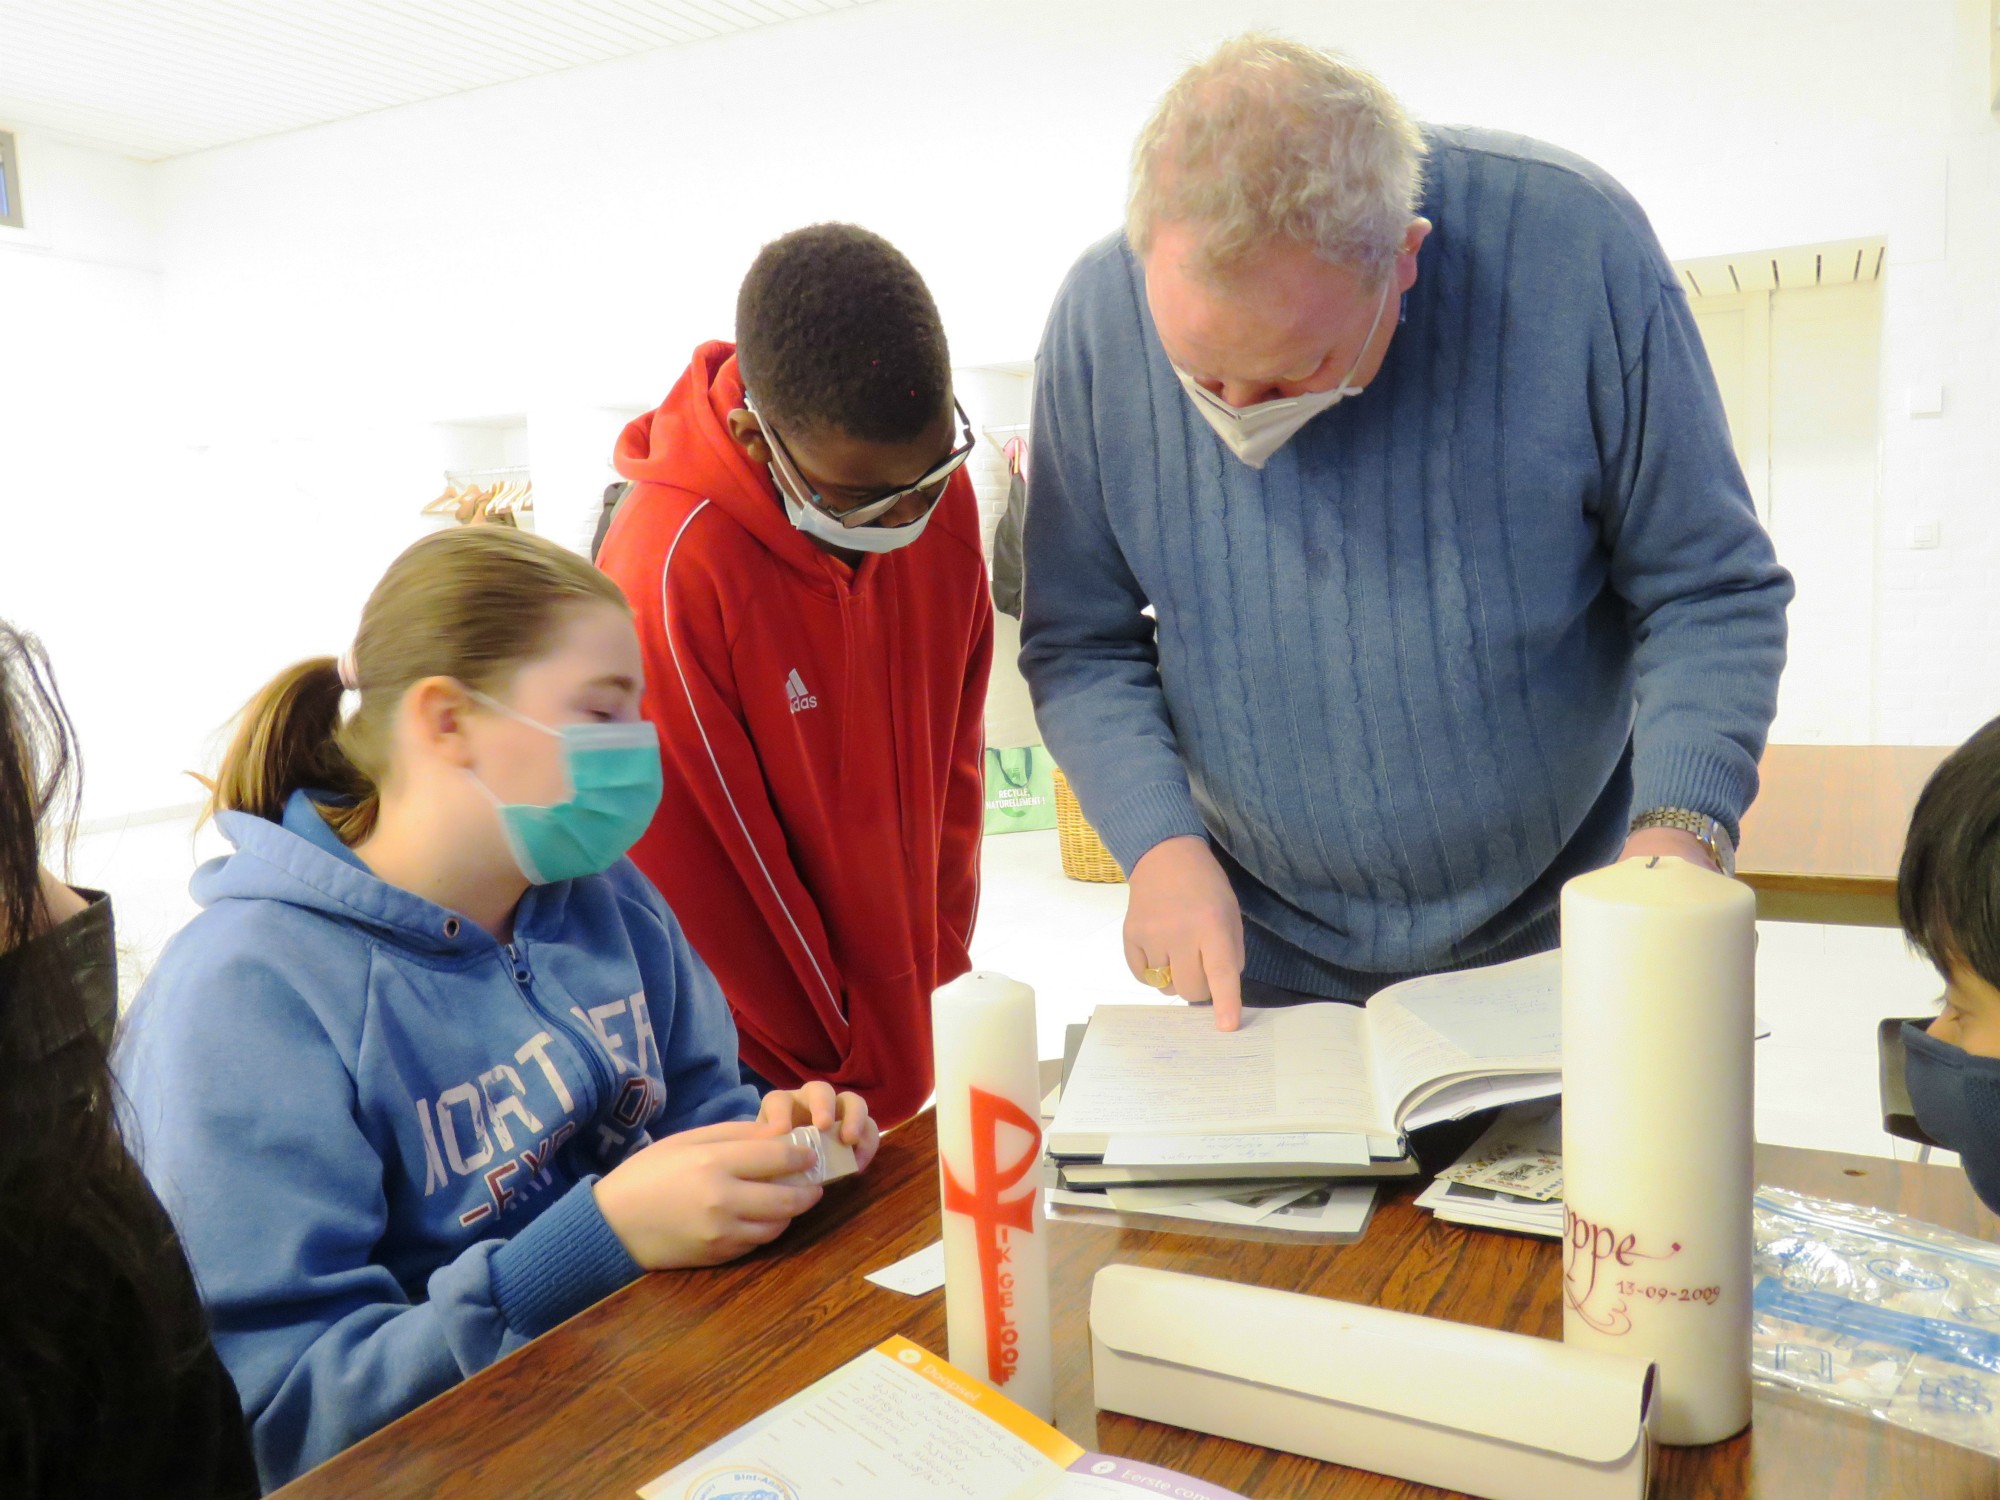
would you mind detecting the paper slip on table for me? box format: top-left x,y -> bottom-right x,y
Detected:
271,1107 -> 2000,1500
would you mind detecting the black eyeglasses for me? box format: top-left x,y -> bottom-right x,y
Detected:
754,397 -> 976,529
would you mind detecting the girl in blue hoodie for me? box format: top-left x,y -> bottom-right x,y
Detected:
117,527 -> 879,1489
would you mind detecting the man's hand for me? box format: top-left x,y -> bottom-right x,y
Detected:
1620,826 -> 1717,871
1124,835 -> 1246,1031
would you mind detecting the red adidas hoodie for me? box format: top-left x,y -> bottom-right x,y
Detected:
599,342 -> 993,1127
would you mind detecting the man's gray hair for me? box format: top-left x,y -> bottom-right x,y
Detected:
1127,34 -> 1427,280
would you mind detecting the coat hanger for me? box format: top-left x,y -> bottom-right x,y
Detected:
430,470 -> 532,526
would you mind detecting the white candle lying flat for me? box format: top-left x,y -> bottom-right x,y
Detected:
931,970 -> 1054,1419
1561,855 -> 1755,1446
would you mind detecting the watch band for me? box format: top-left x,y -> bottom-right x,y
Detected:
1630,807 -> 1737,878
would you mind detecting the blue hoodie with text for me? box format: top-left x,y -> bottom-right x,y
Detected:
116,791 -> 760,1488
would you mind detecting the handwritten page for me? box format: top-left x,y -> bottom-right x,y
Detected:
1270,1005 -> 1380,1123
1051,1005 -> 1277,1132
1048,1004 -> 1381,1147
1366,950 -> 1562,1123
1381,949 -> 1561,1060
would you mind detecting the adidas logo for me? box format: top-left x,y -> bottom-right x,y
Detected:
786,668 -> 818,714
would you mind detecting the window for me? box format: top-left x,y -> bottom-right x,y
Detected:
1679,240 -> 1886,743
0,130 -> 21,229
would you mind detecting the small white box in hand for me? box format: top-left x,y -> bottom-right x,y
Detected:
778,1125 -> 859,1187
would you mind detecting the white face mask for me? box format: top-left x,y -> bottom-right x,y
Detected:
1171,279 -> 1392,469
776,480 -> 937,554
747,393 -> 940,555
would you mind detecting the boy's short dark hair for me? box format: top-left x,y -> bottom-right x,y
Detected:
1899,714 -> 2000,988
735,223 -> 950,445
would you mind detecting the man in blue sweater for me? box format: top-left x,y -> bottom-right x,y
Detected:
1021,35 -> 1792,1025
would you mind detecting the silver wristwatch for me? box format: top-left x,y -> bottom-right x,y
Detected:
1630,807 -> 1737,878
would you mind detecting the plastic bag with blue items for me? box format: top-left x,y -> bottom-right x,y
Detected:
1753,1187 -> 2000,1454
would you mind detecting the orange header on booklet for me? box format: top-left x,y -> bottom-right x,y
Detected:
873,1337 -> 1082,1466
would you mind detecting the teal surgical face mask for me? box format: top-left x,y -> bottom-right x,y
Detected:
466,690 -> 662,884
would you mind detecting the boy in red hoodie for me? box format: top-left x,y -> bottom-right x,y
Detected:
599,224 -> 993,1128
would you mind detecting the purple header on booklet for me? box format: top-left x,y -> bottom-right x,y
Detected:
1067,1453 -> 1249,1498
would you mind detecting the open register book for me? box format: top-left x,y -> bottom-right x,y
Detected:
638,1335 -> 1247,1499
1047,949 -> 1561,1167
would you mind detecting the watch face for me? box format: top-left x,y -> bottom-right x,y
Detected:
1704,826 -> 1737,877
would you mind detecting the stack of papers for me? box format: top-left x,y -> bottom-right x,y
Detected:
1037,1067 -> 1373,1239
1414,1100 -> 1564,1238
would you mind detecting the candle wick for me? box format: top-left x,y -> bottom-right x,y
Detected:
1646,856 -> 1661,869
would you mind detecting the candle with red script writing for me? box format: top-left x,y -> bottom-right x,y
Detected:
1561,855 -> 1755,1445
931,970 -> 1054,1419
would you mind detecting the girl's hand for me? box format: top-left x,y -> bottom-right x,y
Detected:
757,1082 -> 881,1173
593,1119 -> 820,1270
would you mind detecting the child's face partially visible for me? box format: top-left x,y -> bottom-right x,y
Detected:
466,601 -> 645,810
1928,963 -> 2000,1059
730,400 -> 960,531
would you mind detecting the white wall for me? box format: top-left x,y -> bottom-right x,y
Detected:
1870,0 -> 2000,744
0,134 -> 174,818
7,0 -> 1998,822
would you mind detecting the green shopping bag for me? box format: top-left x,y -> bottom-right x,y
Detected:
984,745 -> 1057,834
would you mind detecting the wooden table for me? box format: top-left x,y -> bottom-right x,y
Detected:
1737,745 -> 1949,926
274,1111 -> 2000,1500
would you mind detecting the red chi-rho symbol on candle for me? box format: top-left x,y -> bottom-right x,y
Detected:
941,1087 -> 1041,1385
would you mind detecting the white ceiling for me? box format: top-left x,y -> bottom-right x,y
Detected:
0,0 -> 877,160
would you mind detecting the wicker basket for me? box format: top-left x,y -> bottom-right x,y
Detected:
1052,767 -> 1126,884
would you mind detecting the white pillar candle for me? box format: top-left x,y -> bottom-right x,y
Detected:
931,970 -> 1054,1419
1561,855 -> 1755,1445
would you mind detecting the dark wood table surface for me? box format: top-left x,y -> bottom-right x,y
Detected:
273,1107 -> 2000,1500
1737,745 -> 1949,925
